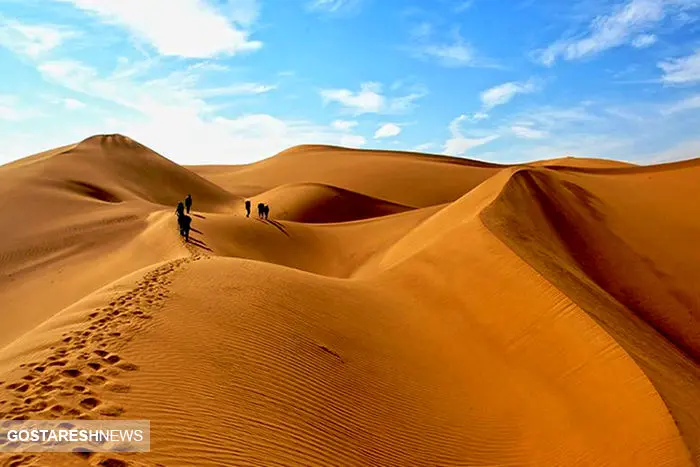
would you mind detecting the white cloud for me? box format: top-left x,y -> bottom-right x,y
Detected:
410,22 -> 433,39
604,106 -> 646,121
331,120 -> 358,130
194,83 -> 277,98
31,58 -> 368,163
647,138 -> 700,163
53,0 -> 262,58
443,114 -> 499,156
662,93 -> 700,113
409,26 -> 496,68
511,125 -> 548,139
340,134 -> 366,147
517,106 -> 599,128
321,82 -> 383,114
535,0 -> 696,65
112,112 -> 369,162
63,97 -> 86,110
421,41 -> 476,67
0,95 -> 37,121
307,0 -> 362,14
454,1 -> 475,13
321,82 -> 426,115
39,59 -> 93,79
659,49 -> 700,84
0,18 -> 76,58
374,123 -> 402,139
387,91 -> 426,114
632,33 -> 657,47
413,142 -> 437,152
444,135 -> 499,157
481,79 -> 538,110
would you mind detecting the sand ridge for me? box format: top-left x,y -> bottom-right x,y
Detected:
0,135 -> 698,466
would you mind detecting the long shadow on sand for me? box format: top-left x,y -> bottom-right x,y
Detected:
188,237 -> 213,252
255,217 -> 290,237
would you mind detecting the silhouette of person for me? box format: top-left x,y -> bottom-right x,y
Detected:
245,200 -> 251,217
257,202 -> 264,218
263,204 -> 270,220
185,194 -> 192,214
176,201 -> 185,218
181,215 -> 192,242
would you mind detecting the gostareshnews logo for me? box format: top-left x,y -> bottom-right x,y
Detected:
0,420 -> 150,453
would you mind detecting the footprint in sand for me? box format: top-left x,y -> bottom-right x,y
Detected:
115,362 -> 138,372
98,404 -> 124,417
105,383 -> 130,393
79,397 -> 100,410
104,355 -> 121,365
0,256 -> 196,423
61,368 -> 82,378
87,375 -> 106,386
98,458 -> 129,467
5,454 -> 37,467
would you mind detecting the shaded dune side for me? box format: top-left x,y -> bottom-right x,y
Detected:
188,145 -> 505,208
482,167 -> 700,464
1,134 -> 236,215
48,135 -> 238,209
485,168 -> 700,361
251,183 -> 413,223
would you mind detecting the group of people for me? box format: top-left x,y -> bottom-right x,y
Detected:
175,194 -> 193,242
245,200 -> 270,219
175,196 -> 272,244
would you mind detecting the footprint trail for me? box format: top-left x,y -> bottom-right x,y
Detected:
0,249 -> 202,466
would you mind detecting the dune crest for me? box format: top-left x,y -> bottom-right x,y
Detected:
0,136 -> 698,466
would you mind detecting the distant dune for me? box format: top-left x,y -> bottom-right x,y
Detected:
0,135 -> 698,467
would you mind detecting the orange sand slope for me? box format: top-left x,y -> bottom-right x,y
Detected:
0,134 -> 698,467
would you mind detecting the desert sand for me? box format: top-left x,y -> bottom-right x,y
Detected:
0,134 -> 698,466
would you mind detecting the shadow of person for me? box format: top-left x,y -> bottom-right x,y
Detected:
188,237 -> 214,252
254,217 -> 290,237
192,214 -> 206,219
267,219 -> 287,232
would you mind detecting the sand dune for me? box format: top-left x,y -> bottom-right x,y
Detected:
249,183 -> 413,223
189,144 -> 506,208
531,156 -> 637,169
0,136 -> 698,466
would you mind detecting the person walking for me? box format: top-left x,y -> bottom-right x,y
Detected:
185,194 -> 192,214
181,215 -> 192,242
176,201 -> 185,218
245,200 -> 251,218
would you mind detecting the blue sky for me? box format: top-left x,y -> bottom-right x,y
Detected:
1,0 -> 699,165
